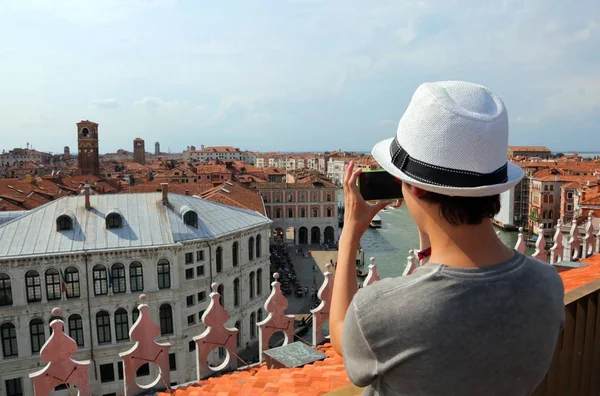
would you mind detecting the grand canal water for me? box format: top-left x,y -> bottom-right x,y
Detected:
337,190 -> 527,278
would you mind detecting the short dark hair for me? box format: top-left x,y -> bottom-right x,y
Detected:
418,190 -> 501,226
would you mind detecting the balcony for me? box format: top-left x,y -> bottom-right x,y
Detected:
24,218 -> 600,396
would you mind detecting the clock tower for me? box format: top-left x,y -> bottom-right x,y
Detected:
77,120 -> 100,176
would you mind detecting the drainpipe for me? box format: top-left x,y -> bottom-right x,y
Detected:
84,254 -> 97,379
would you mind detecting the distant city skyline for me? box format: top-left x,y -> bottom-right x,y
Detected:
1,1 -> 599,154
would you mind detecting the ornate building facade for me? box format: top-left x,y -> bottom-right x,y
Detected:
0,185 -> 271,395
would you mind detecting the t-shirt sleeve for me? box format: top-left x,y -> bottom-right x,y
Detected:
342,299 -> 378,387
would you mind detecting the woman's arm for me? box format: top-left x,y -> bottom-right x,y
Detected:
330,162 -> 390,356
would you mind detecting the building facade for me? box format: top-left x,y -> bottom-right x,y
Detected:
133,138 -> 145,165
77,120 -> 100,176
183,146 -> 242,162
0,187 -> 271,395
508,146 -> 552,159
0,148 -> 47,167
256,182 -> 338,245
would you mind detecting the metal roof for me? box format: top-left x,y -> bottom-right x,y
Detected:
0,193 -> 270,259
0,211 -> 27,226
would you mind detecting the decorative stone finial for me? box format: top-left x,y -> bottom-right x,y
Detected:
139,294 -> 149,303
311,265 -> 334,345
211,282 -> 218,292
365,257 -> 381,286
403,253 -> 418,276
514,227 -> 526,253
119,296 -> 171,395
532,223 -> 547,262
567,219 -> 581,260
193,283 -> 238,379
257,270 -> 295,362
550,219 -> 564,264
30,309 -> 91,395
582,213 -> 595,258
325,263 -> 331,271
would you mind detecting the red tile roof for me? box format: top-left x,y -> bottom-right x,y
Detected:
558,254 -> 600,293
158,343 -> 351,396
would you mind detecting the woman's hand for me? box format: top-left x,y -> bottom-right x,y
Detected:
341,161 -> 394,244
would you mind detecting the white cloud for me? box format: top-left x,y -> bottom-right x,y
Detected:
91,98 -> 120,109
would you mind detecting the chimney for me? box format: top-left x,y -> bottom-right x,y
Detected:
185,190 -> 190,196
84,184 -> 91,209
161,183 -> 169,204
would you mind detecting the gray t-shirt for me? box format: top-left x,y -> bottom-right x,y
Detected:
342,251 -> 565,396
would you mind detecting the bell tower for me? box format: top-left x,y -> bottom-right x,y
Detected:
77,120 -> 100,176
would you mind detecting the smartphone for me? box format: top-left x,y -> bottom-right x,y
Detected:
357,169 -> 404,202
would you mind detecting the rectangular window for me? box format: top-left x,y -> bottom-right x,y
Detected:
198,291 -> 206,302
187,314 -> 196,325
186,295 -> 194,307
5,378 -> 23,396
567,204 -> 573,211
189,340 -> 196,352
185,253 -> 194,264
169,353 -> 177,371
117,361 -> 124,380
185,268 -> 194,280
196,250 -> 204,261
567,192 -> 573,199
196,265 -> 204,277
199,310 -> 205,321
100,363 -> 115,383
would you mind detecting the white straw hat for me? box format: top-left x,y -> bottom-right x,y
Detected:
371,81 -> 524,197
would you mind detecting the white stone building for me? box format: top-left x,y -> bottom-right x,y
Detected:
183,146 -> 242,162
326,157 -> 348,187
0,185 -> 271,396
0,148 -> 47,167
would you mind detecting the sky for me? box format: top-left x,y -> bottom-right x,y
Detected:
0,0 -> 599,154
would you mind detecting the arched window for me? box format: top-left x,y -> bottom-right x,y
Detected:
96,311 -> 111,344
326,207 -> 332,217
106,213 -> 122,229
249,272 -> 255,299
129,262 -> 144,292
157,259 -> 170,289
275,208 -> 281,218
542,210 -> 547,219
543,194 -> 549,203
312,207 -> 318,217
326,193 -> 332,202
248,237 -> 254,261
235,320 -> 241,348
549,210 -> 554,219
132,307 -> 140,323
159,304 -> 173,335
250,312 -> 256,339
111,263 -> 126,293
92,265 -> 108,296
300,208 -> 306,218
232,242 -> 239,267
56,215 -> 73,231
0,273 -> 13,306
300,192 -> 306,202
68,314 -> 84,347
234,278 -> 240,307
183,210 -> 198,227
217,284 -> 224,307
1,323 -> 18,357
30,318 -> 45,353
45,269 -> 61,301
549,195 -> 554,204
115,308 -> 129,341
256,235 -> 261,258
65,267 -> 80,298
288,208 -> 293,218
256,268 -> 263,296
216,247 -> 223,273
257,308 -> 263,323
25,270 -> 42,302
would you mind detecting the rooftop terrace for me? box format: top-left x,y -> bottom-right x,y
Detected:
23,213 -> 600,395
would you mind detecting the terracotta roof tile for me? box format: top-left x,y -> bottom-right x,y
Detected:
159,343 -> 351,396
558,254 -> 600,293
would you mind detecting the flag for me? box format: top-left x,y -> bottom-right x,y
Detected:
60,269 -> 67,293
